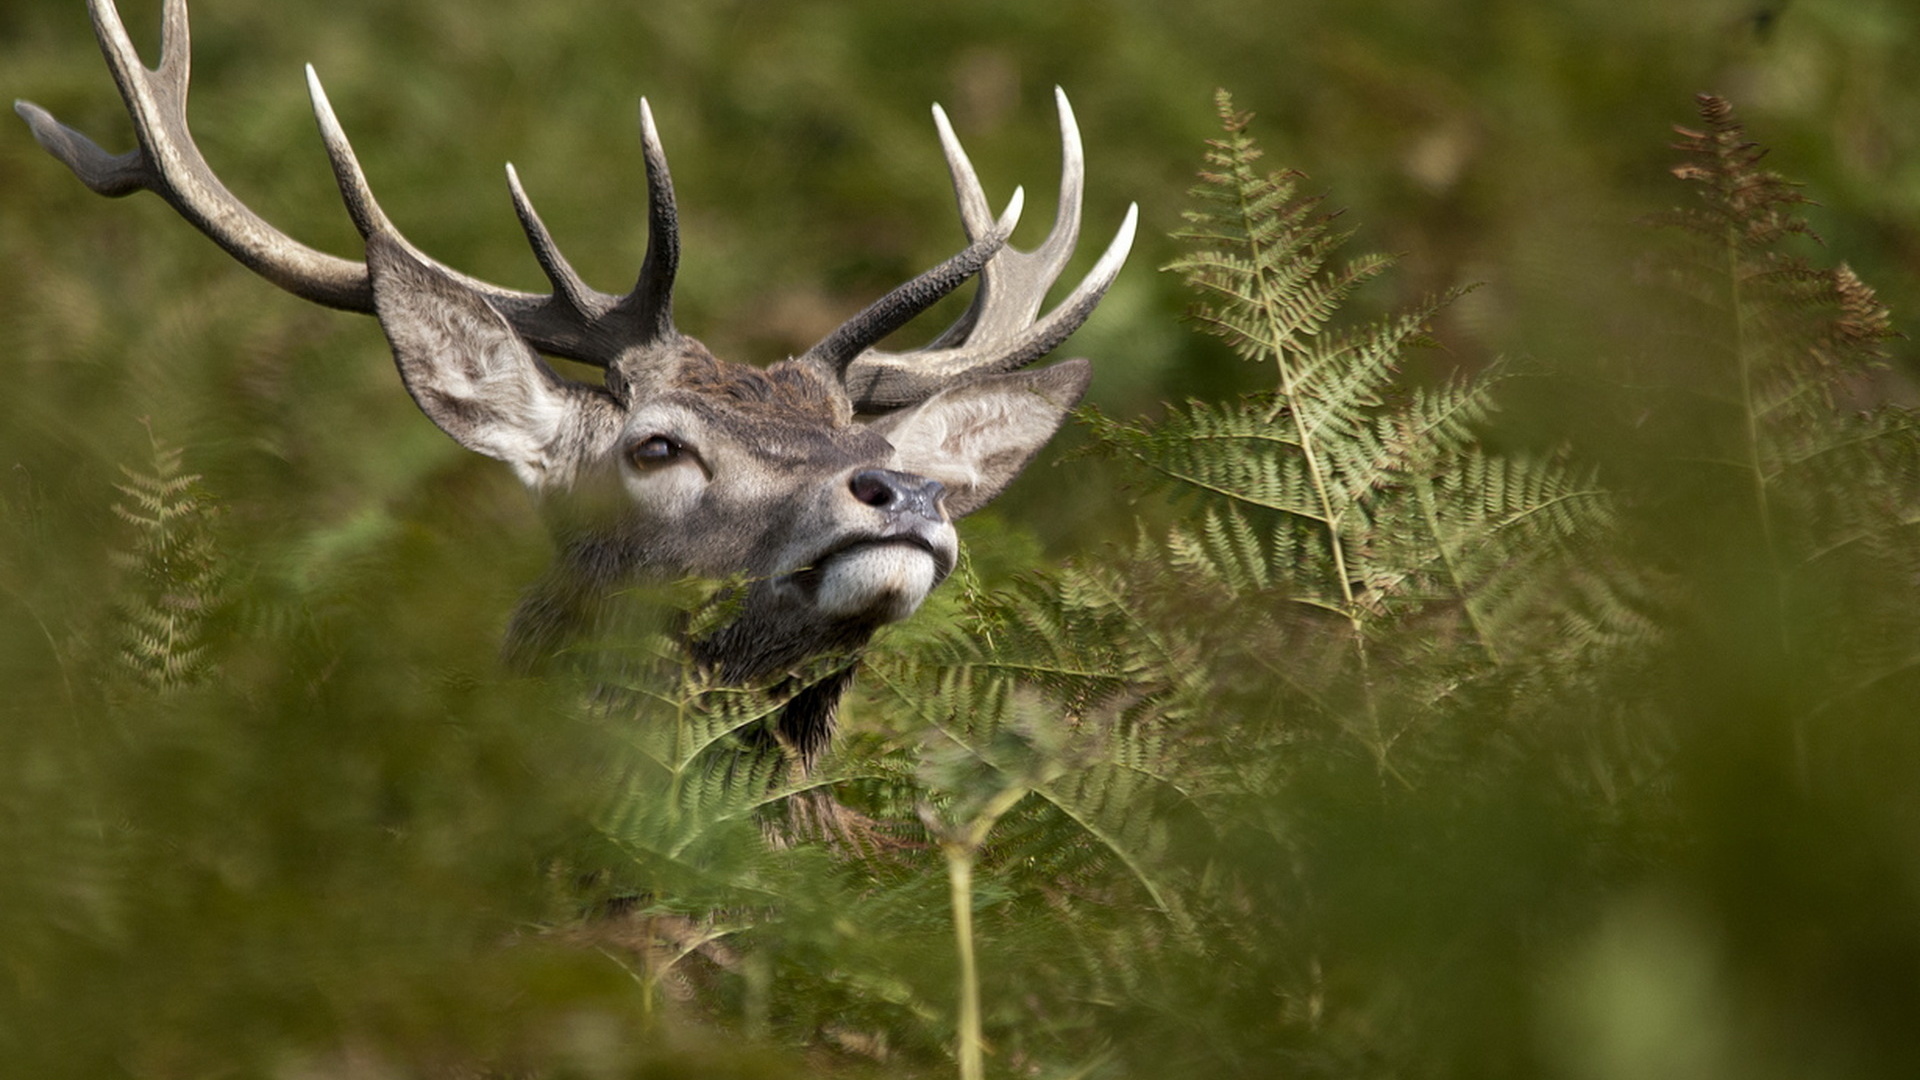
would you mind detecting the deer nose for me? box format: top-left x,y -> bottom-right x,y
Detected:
849,468 -> 946,521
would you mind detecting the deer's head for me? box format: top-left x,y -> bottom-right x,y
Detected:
19,0 -> 1135,753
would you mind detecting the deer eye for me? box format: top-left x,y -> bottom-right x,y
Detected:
628,434 -> 684,468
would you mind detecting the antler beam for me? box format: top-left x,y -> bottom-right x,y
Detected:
16,0 -> 369,307
14,0 -> 692,367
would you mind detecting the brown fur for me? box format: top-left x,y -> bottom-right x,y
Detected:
667,350 -> 848,428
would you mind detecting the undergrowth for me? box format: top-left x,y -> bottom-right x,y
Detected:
4,92 -> 1917,1080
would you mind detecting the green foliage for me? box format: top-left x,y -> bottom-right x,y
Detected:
109,430 -> 225,690
6,2 -> 1920,1075
1094,94 -> 1628,776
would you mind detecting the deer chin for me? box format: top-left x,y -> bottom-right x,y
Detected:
817,542 -> 938,621
798,535 -> 954,623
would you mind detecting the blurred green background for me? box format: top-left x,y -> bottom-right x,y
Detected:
4,0 -> 1918,1077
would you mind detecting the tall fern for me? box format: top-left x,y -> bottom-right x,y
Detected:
1092,92 -> 1625,764
1152,91 -> 1464,632
1649,94 -> 1917,720
109,433 -> 223,691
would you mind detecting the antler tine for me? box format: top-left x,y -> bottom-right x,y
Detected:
506,163 -> 598,315
304,65 -> 399,242
838,89 -> 1136,412
310,65 -> 694,366
931,103 -> 997,240
614,98 -> 680,344
797,195 -> 1020,380
922,88 -> 1083,350
158,0 -> 191,85
506,100 -> 679,353
909,103 -> 996,350
308,67 -> 684,359
12,99 -> 144,196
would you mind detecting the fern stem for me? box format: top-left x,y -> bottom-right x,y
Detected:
1211,114 -> 1380,763
668,656 -> 689,828
1726,220 -> 1804,779
929,785 -> 1029,1080
1413,471 -> 1500,664
947,845 -> 985,1080
1728,225 -> 1783,592
1117,452 -> 1332,525
1289,412 -> 1360,622
1220,139 -> 1362,624
1273,326 -> 1360,621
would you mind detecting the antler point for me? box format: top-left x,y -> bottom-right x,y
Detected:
932,103 -> 961,144
1117,203 -> 1140,248
1001,186 -> 1026,233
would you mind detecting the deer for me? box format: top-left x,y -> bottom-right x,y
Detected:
17,0 -> 1136,764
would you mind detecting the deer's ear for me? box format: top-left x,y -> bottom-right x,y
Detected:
367,233 -> 600,484
870,359 -> 1091,518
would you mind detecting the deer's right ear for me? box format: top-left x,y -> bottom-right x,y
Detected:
367,233 -> 603,483
868,358 -> 1092,518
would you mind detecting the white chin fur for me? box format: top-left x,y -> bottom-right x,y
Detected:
816,545 -> 938,622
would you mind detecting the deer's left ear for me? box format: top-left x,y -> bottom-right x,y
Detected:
367,232 -> 610,487
869,359 -> 1091,518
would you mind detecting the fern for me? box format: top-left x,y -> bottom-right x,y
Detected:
1099,93 -> 1626,761
1657,96 -> 1895,514
1649,94 -> 1918,720
109,432 -> 223,691
865,566 -> 1202,927
576,579 -> 840,891
1162,93 -> 1473,629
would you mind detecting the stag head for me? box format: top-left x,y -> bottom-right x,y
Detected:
17,0 -> 1136,758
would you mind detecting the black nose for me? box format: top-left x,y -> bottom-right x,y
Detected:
849,468 -> 946,521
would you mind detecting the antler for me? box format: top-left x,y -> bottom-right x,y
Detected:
15,0 -> 1003,378
14,0 -> 681,365
803,88 -> 1139,411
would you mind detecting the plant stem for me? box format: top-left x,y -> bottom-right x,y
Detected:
1726,221 -> 1805,784
1415,470 -> 1499,664
946,844 -> 985,1080
926,784 -> 1030,1080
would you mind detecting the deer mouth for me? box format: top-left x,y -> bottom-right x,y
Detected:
787,533 -> 955,622
802,533 -> 954,581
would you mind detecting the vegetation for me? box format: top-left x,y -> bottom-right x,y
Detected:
5,2 -> 1919,1078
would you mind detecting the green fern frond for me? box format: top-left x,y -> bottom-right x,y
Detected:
1089,398 -> 1324,526
859,560 -> 1209,931
109,434 -> 223,691
1290,287 -> 1473,442
919,692 -> 1198,930
1096,92 -> 1641,752
1169,94 -> 1406,403
1149,91 -> 1485,642
1167,505 -> 1275,598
